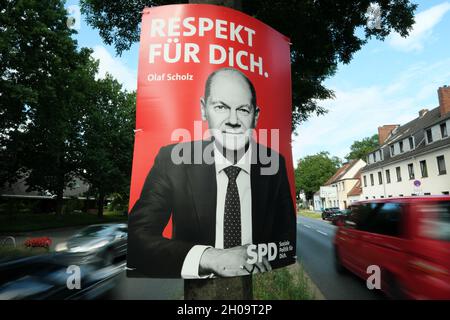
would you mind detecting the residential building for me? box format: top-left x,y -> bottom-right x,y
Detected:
361,86 -> 450,199
313,159 -> 366,211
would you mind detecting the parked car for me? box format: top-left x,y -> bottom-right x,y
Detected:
322,207 -> 340,220
55,224 -> 127,267
334,197 -> 450,299
330,209 -> 351,225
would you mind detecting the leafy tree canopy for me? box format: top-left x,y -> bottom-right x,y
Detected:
295,151 -> 341,200
79,0 -> 417,129
346,134 -> 379,161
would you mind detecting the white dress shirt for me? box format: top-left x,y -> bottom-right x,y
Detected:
181,143 -> 253,278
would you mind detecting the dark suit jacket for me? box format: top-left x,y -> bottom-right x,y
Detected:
127,140 -> 296,278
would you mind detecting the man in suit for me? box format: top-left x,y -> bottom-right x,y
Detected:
127,67 -> 296,278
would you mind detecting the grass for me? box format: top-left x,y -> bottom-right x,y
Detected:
253,263 -> 316,300
298,209 -> 322,220
0,245 -> 49,262
0,211 -> 127,233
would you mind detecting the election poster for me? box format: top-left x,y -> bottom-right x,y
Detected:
127,4 -> 297,279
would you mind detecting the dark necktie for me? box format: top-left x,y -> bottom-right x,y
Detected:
223,166 -> 242,249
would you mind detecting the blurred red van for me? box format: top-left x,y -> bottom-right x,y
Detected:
334,196 -> 450,299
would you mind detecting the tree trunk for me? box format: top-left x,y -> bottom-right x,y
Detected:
97,191 -> 105,218
55,172 -> 65,216
185,0 -> 252,300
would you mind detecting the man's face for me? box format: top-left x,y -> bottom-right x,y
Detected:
201,71 -> 259,151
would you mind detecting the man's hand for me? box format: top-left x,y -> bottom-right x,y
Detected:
199,245 -> 272,277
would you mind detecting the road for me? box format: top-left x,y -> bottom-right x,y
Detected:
297,216 -> 385,300
4,225 -> 183,300
5,218 -> 388,300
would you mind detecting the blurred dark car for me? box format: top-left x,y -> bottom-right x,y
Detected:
334,197 -> 450,299
330,209 -> 351,225
55,224 -> 127,267
0,253 -> 123,299
322,207 -> 340,220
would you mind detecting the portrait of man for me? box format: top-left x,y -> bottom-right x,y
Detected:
127,67 -> 296,279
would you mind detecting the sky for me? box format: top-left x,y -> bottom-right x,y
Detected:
66,0 -> 450,164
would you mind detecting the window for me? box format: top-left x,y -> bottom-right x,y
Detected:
443,191 -> 449,195
420,160 -> 428,178
408,163 -> 415,180
350,202 -> 402,237
424,193 -> 431,196
370,174 -> 374,186
390,145 -> 395,156
363,176 -> 367,187
381,196 -> 385,198
396,167 -> 402,182
399,141 -> 404,153
388,195 -> 393,198
386,169 -> 391,184
437,155 -> 447,175
378,172 -> 383,185
368,202 -> 402,237
441,123 -> 448,138
426,129 -> 433,143
417,202 -> 450,241
408,137 -> 414,150
399,194 -> 404,197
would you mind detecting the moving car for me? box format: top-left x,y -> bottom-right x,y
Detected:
55,224 -> 127,267
322,207 -> 340,220
334,197 -> 450,299
0,253 -> 123,300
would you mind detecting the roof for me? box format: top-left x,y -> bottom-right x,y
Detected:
347,180 -> 362,197
382,107 -> 449,147
347,169 -> 362,197
325,160 -> 358,185
363,106 -> 450,172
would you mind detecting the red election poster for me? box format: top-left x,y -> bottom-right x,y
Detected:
127,4 -> 296,279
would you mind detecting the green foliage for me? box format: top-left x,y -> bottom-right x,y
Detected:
79,0 -> 417,129
295,151 -> 341,200
253,264 -> 316,300
80,75 -> 135,216
1,1 -> 135,216
346,134 -> 379,161
0,0 -> 100,214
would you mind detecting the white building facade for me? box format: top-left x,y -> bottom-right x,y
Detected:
313,159 -> 366,211
362,86 -> 450,199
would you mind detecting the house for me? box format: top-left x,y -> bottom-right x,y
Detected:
361,86 -> 450,199
347,176 -> 362,204
0,176 -> 95,213
313,159 -> 366,211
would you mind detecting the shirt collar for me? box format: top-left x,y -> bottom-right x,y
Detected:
214,143 -> 252,175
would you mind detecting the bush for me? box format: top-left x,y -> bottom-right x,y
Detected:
24,237 -> 52,249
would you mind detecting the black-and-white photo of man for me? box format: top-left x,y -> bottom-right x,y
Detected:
127,67 -> 296,278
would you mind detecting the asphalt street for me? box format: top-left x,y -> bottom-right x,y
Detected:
297,216 -> 385,300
